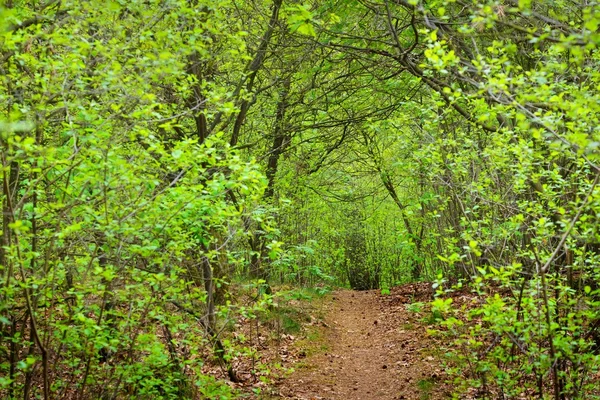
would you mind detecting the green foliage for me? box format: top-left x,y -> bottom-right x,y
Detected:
0,0 -> 274,397
413,1 -> 600,396
3,0 -> 600,398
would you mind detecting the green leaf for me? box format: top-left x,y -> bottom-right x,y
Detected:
296,23 -> 316,37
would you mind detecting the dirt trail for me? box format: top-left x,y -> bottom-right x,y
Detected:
275,287 -> 451,400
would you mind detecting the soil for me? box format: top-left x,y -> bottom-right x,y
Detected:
270,285 -> 453,400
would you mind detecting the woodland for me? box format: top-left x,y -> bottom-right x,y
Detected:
1,0 -> 600,399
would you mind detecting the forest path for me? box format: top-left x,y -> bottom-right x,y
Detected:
273,286 -> 451,399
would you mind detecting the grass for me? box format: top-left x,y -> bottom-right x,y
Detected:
295,327 -> 328,357
417,378 -> 435,399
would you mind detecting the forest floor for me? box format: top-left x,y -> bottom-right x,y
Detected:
259,284 -> 453,399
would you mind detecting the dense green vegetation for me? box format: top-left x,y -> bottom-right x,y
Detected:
1,0 -> 600,398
